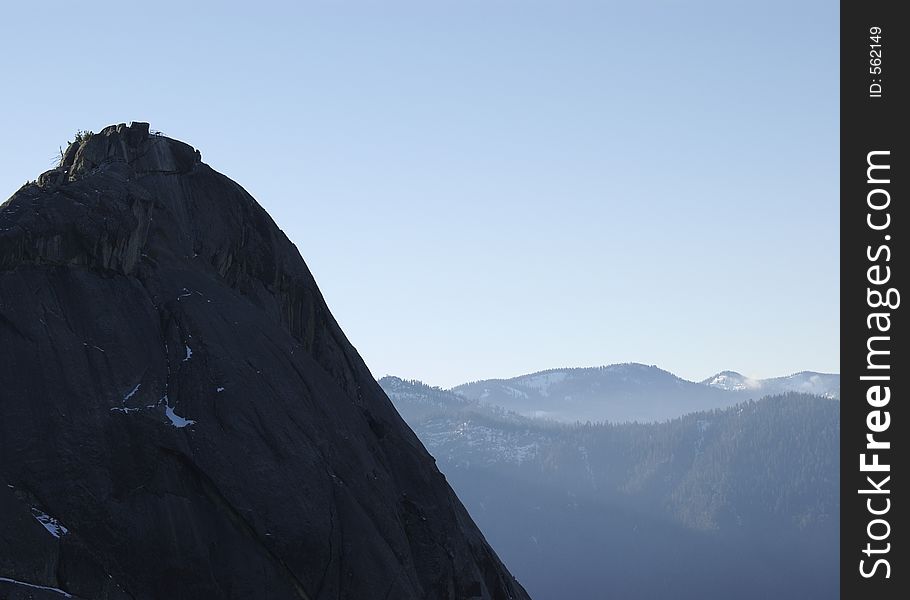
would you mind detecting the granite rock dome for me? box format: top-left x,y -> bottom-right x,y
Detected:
0,122 -> 530,600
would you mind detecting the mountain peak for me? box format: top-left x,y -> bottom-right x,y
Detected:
700,371 -> 758,391
700,370 -> 840,399
2,123 -> 310,318
716,370 -> 744,377
1,126 -> 530,599
38,122 -> 200,188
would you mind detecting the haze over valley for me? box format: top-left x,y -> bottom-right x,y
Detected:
382,365 -> 840,600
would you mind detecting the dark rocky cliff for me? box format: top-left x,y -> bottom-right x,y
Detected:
0,122 -> 530,600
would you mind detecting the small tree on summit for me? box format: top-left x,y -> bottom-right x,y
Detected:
73,129 -> 93,143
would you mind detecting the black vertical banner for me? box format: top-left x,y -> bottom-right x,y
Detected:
841,1 -> 906,598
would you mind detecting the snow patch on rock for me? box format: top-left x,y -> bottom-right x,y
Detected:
31,508 -> 69,538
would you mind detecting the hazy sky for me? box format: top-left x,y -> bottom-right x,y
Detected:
1,1 -> 838,388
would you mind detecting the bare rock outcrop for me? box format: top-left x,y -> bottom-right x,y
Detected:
0,123 -> 530,600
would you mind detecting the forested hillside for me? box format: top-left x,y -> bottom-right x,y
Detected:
383,377 -> 839,600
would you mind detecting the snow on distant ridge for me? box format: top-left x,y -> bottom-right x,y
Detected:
701,370 -> 839,399
775,372 -> 840,399
439,364 -> 839,424
701,371 -> 761,391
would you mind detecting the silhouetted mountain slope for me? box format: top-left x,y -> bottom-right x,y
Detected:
383,377 -> 839,600
0,123 -> 529,600
451,363 -> 839,423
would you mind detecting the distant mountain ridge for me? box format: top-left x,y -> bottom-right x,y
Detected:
380,376 -> 840,600
700,370 -> 839,399
446,363 -> 839,423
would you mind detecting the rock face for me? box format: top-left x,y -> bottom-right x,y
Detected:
0,123 -> 530,600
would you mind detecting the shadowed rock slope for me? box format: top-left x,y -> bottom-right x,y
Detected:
0,122 -> 530,600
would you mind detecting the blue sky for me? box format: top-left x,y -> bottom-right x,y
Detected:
0,1 -> 838,388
